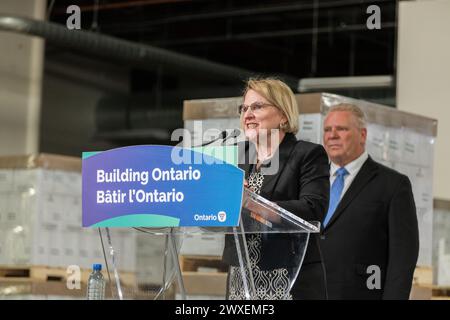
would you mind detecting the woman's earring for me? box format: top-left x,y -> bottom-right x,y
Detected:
280,122 -> 288,131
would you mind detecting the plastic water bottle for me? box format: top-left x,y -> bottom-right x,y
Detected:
87,263 -> 105,300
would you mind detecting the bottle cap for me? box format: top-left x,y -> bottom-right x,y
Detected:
93,264 -> 102,271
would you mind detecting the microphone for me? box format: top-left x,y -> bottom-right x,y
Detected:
200,129 -> 242,147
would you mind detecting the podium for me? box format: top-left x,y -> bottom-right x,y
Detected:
99,188 -> 320,300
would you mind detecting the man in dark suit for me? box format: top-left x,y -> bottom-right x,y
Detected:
320,103 -> 419,300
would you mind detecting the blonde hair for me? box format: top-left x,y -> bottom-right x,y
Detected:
242,77 -> 299,134
326,103 -> 367,128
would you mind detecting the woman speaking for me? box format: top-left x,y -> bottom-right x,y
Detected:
222,77 -> 329,300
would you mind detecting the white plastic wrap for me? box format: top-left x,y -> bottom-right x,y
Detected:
0,155 -> 136,273
433,205 -> 450,286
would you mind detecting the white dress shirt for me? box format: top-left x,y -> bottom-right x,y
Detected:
330,151 -> 369,201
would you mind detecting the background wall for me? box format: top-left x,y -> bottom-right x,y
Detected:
397,0 -> 450,201
0,0 -> 46,155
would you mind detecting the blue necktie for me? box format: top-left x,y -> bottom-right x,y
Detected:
323,167 -> 349,227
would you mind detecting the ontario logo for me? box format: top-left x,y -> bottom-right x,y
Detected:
217,211 -> 227,222
193,211 -> 227,222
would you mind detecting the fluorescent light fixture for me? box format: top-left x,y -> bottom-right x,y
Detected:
298,75 -> 394,92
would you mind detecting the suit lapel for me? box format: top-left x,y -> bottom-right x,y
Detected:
324,156 -> 379,230
259,133 -> 297,198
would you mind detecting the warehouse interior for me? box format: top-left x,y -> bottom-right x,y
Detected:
0,0 -> 449,300
44,0 -> 397,154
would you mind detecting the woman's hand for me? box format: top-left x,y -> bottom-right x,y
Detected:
244,179 -> 249,188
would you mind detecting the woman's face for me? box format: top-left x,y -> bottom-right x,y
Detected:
241,89 -> 287,142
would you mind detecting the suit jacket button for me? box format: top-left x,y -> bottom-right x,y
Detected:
320,235 -> 326,240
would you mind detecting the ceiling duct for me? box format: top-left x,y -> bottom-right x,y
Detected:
0,15 -> 298,88
94,94 -> 184,144
0,14 -> 303,144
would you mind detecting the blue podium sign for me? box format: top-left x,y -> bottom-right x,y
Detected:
82,145 -> 244,227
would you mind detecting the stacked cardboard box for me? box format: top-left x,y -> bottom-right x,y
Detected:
176,255 -> 227,300
0,154 -> 136,273
180,234 -> 225,256
135,233 -> 171,286
433,199 -> 450,287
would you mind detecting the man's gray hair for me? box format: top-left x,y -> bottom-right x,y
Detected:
326,103 -> 367,128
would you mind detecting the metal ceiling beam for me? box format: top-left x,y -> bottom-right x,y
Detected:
151,22 -> 396,46
59,0 -> 192,13
102,0 -> 394,31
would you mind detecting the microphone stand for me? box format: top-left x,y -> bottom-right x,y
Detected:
198,129 -> 242,147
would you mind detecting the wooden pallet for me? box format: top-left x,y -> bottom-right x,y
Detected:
0,265 -> 136,287
0,278 -> 160,299
177,256 -> 228,297
179,271 -> 227,296
0,278 -> 88,298
432,285 -> 450,298
411,283 -> 450,300
431,296 -> 450,300
411,266 -> 450,300
413,266 -> 433,286
179,255 -> 228,273
0,265 -> 67,282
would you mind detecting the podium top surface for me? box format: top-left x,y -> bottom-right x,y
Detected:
134,188 -> 320,235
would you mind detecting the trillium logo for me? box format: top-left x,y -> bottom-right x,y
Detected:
217,211 -> 227,222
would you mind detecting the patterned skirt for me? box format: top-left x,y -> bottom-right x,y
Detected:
228,170 -> 293,300
227,234 -> 293,300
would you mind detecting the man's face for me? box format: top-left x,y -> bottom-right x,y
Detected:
323,111 -> 367,166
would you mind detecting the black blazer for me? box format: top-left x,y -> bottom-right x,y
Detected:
222,133 -> 330,299
320,156 -> 419,300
